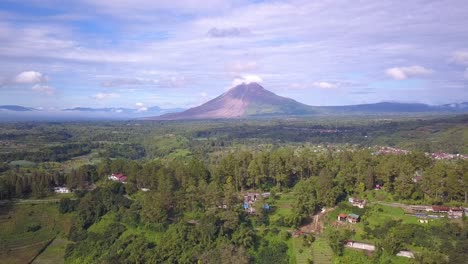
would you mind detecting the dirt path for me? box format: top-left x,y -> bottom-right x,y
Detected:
0,198 -> 78,206
300,207 -> 335,234
0,199 -> 60,205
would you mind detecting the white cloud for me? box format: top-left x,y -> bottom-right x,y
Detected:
451,51 -> 468,65
312,82 -> 337,89
92,92 -> 120,100
135,102 -> 148,112
385,66 -> 433,80
232,74 -> 263,86
31,84 -> 55,95
1,1 -> 468,106
14,71 -> 47,84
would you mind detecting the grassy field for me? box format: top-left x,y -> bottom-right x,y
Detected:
269,192 -> 295,223
263,192 -> 317,264
0,204 -> 72,264
291,236 -> 314,264
60,150 -> 102,173
9,160 -> 37,167
312,236 -> 333,264
0,240 -> 51,264
333,249 -> 413,264
33,238 -> 70,264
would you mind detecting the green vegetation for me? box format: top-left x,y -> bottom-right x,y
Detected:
0,204 -> 72,264
0,115 -> 467,263
33,238 -> 70,264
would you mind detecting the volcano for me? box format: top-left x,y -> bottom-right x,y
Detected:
156,82 -> 314,120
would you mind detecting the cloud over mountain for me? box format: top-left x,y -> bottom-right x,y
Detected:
385,66 -> 433,80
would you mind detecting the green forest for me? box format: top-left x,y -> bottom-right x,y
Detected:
0,115 -> 467,263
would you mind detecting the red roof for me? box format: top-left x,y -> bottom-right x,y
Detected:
432,206 -> 449,211
112,173 -> 127,181
338,213 -> 348,218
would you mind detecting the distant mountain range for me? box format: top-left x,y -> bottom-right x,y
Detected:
63,106 -> 184,115
1,83 -> 467,121
153,82 -> 468,120
0,105 -> 184,121
0,105 -> 37,112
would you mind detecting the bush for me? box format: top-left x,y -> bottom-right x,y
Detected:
273,215 -> 285,226
280,230 -> 291,240
27,222 -> 41,232
271,227 -> 280,235
59,197 -> 77,213
256,241 -> 289,264
303,234 -> 315,246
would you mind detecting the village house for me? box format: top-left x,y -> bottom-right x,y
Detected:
425,152 -> 468,160
337,213 -> 348,222
108,173 -> 128,183
347,213 -> 360,223
397,251 -> 415,258
431,206 -> 450,213
349,197 -> 366,208
448,207 -> 464,218
243,192 -> 271,214
375,146 -> 410,156
53,187 -> 70,193
244,192 -> 260,204
346,241 -> 375,251
243,203 -> 256,214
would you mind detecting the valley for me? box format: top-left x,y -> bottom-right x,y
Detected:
0,116 -> 466,263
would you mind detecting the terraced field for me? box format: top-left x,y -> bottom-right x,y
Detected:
0,204 -> 72,264
312,237 -> 333,264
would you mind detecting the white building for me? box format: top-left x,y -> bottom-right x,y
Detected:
53,187 -> 70,193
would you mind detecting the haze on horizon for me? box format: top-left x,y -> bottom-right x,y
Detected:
0,0 -> 467,111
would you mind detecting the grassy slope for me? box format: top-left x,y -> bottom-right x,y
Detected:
88,212 -> 164,244
33,238 -> 70,264
0,204 -> 73,264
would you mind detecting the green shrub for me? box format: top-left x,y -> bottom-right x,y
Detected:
280,230 -> 291,240
27,222 -> 41,232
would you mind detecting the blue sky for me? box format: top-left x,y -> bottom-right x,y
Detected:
0,0 -> 467,109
